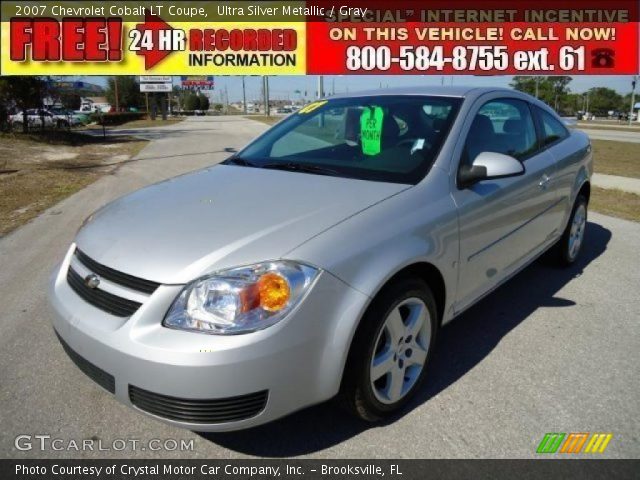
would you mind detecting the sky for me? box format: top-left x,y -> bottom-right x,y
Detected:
75,75 -> 638,103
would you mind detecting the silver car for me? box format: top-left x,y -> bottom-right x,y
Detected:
49,87 -> 592,431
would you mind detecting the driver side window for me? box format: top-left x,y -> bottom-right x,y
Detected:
463,98 -> 537,166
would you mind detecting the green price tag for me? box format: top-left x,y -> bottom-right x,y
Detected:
360,106 -> 384,155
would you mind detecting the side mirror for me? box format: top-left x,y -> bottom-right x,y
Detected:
458,151 -> 525,188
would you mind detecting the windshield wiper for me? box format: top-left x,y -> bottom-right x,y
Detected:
223,156 -> 259,167
261,162 -> 341,177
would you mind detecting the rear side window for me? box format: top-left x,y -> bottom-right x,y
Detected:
463,98 -> 538,164
537,108 -> 569,146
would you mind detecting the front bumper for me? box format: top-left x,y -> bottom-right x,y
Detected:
48,246 -> 369,431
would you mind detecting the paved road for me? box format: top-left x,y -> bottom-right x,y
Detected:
579,128 -> 640,143
1,117 -> 639,459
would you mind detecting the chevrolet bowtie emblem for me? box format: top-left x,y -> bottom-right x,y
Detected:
84,274 -> 100,289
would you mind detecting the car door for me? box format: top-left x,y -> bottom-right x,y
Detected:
532,105 -> 578,216
451,96 -> 562,312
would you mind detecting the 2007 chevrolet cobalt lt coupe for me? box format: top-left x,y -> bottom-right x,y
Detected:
50,87 -> 592,431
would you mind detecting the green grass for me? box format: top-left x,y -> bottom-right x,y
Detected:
591,140 -> 640,178
591,187 -> 640,222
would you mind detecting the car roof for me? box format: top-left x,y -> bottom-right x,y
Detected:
328,86 -> 515,100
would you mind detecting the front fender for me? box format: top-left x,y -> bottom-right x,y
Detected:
286,169 -> 459,324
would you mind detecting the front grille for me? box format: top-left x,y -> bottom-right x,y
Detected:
75,249 -> 160,294
67,267 -> 141,317
129,385 -> 268,424
55,331 -> 115,394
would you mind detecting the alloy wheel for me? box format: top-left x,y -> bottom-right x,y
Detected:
568,203 -> 586,261
370,297 -> 431,405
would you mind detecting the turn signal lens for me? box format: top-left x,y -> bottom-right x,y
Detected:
163,261 -> 319,335
258,272 -> 290,311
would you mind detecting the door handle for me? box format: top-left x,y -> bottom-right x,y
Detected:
538,174 -> 551,189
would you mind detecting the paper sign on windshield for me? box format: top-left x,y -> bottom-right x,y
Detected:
360,106 -> 384,156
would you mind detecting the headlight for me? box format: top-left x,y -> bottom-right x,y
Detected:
163,261 -> 319,335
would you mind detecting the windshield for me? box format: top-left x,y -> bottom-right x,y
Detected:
234,95 -> 462,184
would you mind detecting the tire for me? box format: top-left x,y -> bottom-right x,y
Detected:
341,277 -> 438,421
555,194 -> 588,266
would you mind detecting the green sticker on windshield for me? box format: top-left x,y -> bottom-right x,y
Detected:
360,106 -> 384,156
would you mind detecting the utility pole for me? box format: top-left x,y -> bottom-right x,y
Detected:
629,75 -> 637,125
263,76 -> 270,116
113,76 -> 119,111
316,76 -> 325,127
242,76 -> 247,114
585,90 -> 590,119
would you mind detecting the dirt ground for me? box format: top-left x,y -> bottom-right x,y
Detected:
84,118 -> 184,130
0,132 -> 147,236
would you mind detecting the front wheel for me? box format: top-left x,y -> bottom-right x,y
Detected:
556,194 -> 588,266
341,278 -> 438,421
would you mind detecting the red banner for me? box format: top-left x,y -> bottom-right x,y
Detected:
306,0 -> 639,75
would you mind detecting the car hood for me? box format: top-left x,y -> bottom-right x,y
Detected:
75,165 -> 408,284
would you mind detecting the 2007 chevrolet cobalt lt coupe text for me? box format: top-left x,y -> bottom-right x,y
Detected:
50,87 -> 592,431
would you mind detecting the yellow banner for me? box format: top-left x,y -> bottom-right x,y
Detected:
0,1 -> 306,75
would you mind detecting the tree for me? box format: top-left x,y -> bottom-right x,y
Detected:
510,76 -> 541,97
0,76 -> 49,132
586,87 -> 623,114
183,93 -> 200,111
621,93 -> 637,115
197,94 -> 210,111
106,76 -> 144,111
510,76 -> 573,112
564,93 -> 585,115
548,76 -> 572,111
57,90 -> 82,110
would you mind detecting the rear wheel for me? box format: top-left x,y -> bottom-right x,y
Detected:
556,194 -> 588,266
341,278 -> 438,421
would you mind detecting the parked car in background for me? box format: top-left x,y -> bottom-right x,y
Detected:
49,87 -> 592,431
76,103 -> 111,114
9,108 -> 82,129
48,107 -> 85,126
10,109 -> 54,129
